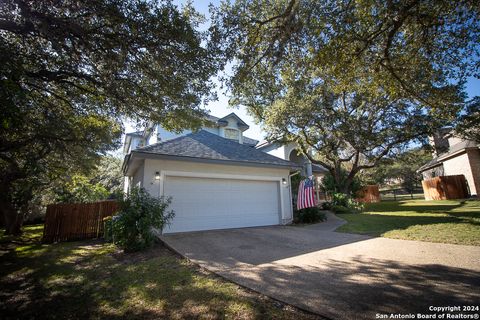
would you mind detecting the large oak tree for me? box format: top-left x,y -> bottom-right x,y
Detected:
1,0 -> 220,234
214,0 -> 479,194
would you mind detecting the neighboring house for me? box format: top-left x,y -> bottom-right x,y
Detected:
122,112 -> 325,233
418,130 -> 480,197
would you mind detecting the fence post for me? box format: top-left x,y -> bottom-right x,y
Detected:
393,189 -> 396,201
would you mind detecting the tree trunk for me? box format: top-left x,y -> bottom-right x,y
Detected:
1,200 -> 23,236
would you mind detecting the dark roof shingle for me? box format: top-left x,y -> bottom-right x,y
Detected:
417,140 -> 479,172
135,130 -> 297,168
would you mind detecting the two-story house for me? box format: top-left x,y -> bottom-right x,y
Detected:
122,112 -> 326,233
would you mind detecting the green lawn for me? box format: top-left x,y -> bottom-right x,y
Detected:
336,199 -> 480,246
0,225 -> 320,320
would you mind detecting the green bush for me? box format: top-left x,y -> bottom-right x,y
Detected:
103,216 -> 113,242
331,205 -> 351,214
111,187 -> 174,252
293,206 -> 327,224
324,192 -> 364,214
321,201 -> 332,210
321,171 -> 362,197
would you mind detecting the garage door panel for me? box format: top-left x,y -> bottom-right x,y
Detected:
163,176 -> 280,233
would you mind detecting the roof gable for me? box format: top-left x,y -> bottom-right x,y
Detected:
217,112 -> 249,130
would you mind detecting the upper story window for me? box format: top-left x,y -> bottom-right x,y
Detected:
224,128 -> 239,141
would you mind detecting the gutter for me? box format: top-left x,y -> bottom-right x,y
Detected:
417,145 -> 479,172
130,150 -> 302,170
121,154 -> 131,175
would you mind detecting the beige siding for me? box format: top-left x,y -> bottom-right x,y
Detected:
443,152 -> 477,196
467,149 -> 480,196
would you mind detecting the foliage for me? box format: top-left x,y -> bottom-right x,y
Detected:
103,216 -> 113,243
323,193 -> 364,214
0,111 -> 121,234
456,97 -> 480,143
333,193 -> 364,213
54,175 -> 109,203
321,171 -> 362,197
91,155 -> 125,197
1,0 -> 219,234
214,0 -> 478,194
293,206 -> 326,224
51,155 -> 125,203
111,187 -> 174,252
363,147 -> 432,191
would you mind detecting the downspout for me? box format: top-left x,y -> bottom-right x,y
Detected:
287,170 -> 301,224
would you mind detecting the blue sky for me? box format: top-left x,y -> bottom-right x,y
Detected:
125,0 -> 480,143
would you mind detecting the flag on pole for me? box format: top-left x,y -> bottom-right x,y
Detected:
297,178 -> 317,210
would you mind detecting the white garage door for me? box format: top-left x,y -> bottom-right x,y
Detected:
163,176 -> 280,233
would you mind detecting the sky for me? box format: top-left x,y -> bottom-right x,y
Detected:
124,0 -> 480,145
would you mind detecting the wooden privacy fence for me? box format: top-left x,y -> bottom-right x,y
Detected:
422,175 -> 469,200
356,185 -> 381,203
43,200 -> 119,243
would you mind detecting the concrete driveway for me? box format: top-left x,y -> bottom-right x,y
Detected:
162,213 -> 480,320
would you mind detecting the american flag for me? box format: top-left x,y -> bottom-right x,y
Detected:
297,178 -> 317,210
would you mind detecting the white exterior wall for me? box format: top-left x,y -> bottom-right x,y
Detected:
123,176 -> 131,194
156,126 -> 191,141
467,149 -> 480,196
156,125 -> 219,142
443,152 -> 476,196
127,137 -> 144,153
131,162 -> 145,189
203,127 -> 219,135
259,142 -> 297,161
142,158 -> 293,223
262,144 -> 286,160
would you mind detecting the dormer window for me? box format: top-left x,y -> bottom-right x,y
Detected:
224,128 -> 239,141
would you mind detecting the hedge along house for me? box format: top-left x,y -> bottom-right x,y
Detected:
122,113 -> 301,234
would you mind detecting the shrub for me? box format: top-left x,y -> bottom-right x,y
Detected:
293,206 -> 327,224
325,192 -> 364,214
103,216 -> 113,242
111,187 -> 174,252
331,205 -> 351,214
321,201 -> 332,210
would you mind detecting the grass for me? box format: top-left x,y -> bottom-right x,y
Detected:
0,225 -> 321,320
336,199 -> 480,246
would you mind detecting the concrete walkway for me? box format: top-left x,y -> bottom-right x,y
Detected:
162,213 -> 480,320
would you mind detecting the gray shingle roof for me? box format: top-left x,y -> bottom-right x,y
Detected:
134,130 -> 297,168
242,136 -> 259,146
417,140 -> 479,172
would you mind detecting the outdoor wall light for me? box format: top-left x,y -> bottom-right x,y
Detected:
282,178 -> 287,185
155,171 -> 161,180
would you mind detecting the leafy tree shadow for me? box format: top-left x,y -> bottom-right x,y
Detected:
0,236 -> 301,320
224,255 -> 480,320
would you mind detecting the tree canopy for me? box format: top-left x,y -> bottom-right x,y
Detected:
214,0 -> 479,192
1,0 -> 220,234
362,147 -> 433,192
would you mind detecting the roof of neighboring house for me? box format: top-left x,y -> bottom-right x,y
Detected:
417,140 -> 480,172
131,130 -> 298,168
